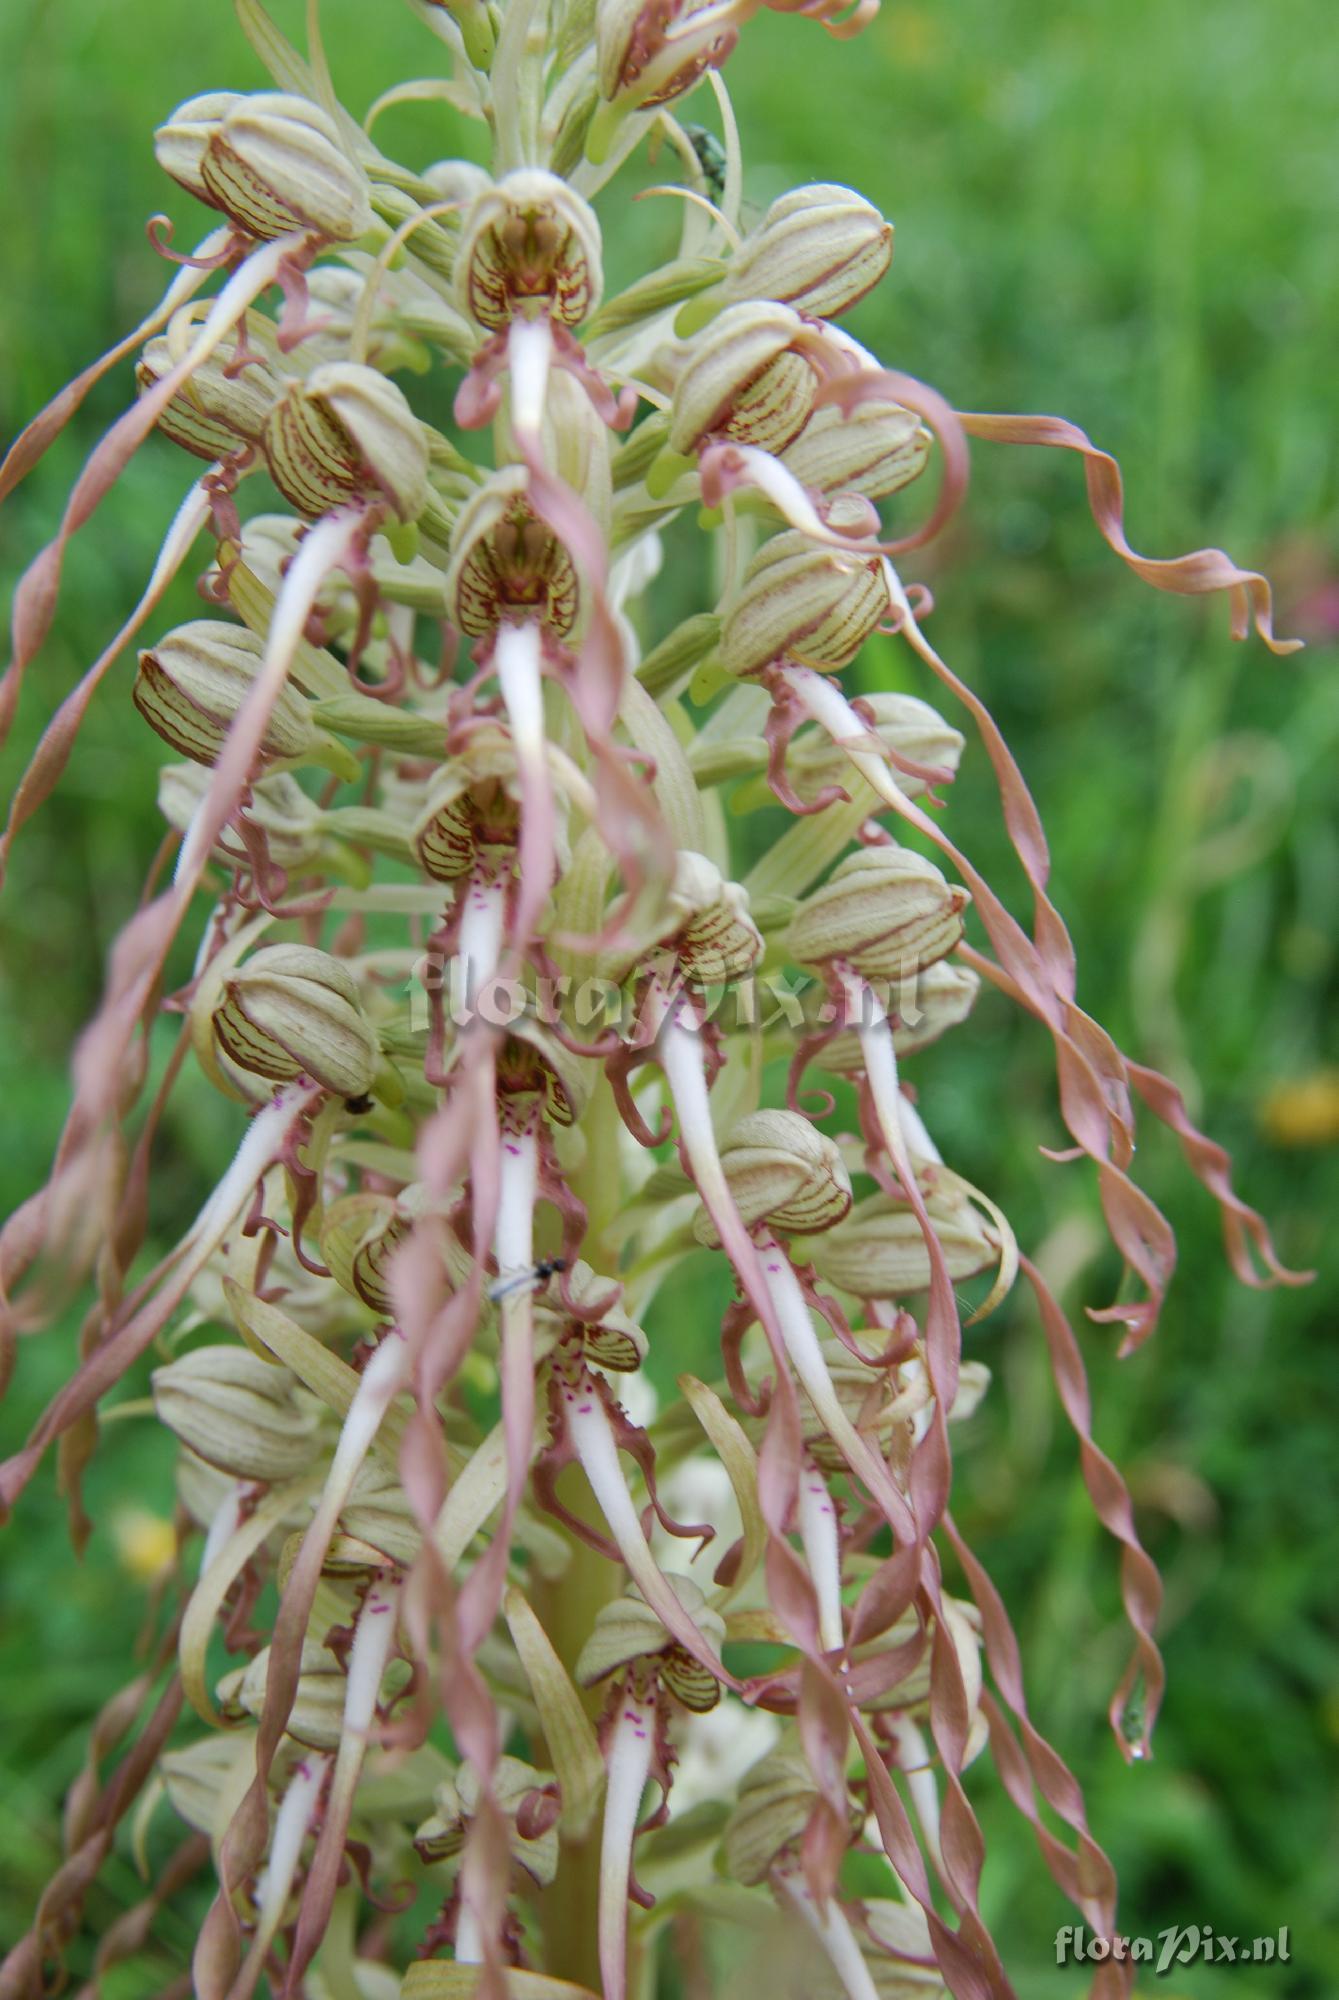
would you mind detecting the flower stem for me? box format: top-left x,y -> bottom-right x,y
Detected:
775,1864 -> 882,2000
493,617 -> 557,953
798,1451 -> 845,1653
495,1115 -> 540,1507
887,1713 -> 943,1880
235,1751 -> 328,1998
457,861 -> 509,1009
760,1238 -> 915,1541
533,1472 -> 624,1990
598,1690 -> 656,2000
290,1580 -> 402,1981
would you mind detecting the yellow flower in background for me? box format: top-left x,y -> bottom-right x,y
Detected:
1260,1070 -> 1339,1147
111,1507 -> 176,1581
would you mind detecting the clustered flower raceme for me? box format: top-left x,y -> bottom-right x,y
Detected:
0,4 -> 1308,1999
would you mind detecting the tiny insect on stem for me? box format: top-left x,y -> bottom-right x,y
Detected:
486,1256 -> 568,1303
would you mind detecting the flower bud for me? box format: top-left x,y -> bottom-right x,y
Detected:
535,1259 -> 648,1372
157,764 -> 326,873
497,1020 -> 591,1128
455,170 -> 602,330
596,0 -> 737,107
819,961 -> 981,1074
324,1184 -> 476,1312
782,395 -> 931,502
725,185 -> 892,319
341,1462 -> 423,1569
151,1344 -> 321,1481
576,1577 -> 726,1711
445,469 -> 580,642
136,312 -> 282,460
219,1640 -> 349,1749
859,1902 -> 952,1994
668,302 -> 820,457
414,1757 -> 560,1885
786,694 -> 964,805
694,1109 -> 852,1248
798,1338 -> 917,1475
290,265 -> 433,376
160,91 -> 373,242
134,620 -> 319,767
152,92 -> 243,202
194,1226 -> 369,1350
799,1341 -> 990,1476
809,1187 -> 996,1299
210,515 -> 450,633
788,848 -> 969,980
217,513 -> 304,598
631,851 -> 763,984
672,852 -> 765,982
719,531 -> 888,678
175,1447 -> 240,1532
298,1531 -> 402,1581
411,723 -> 525,881
212,943 -> 380,1097
723,1747 -> 862,1887
421,158 -> 492,207
262,361 -> 430,522
320,1193 -> 410,1313
161,1733 -> 254,1841
948,1357 -> 992,1424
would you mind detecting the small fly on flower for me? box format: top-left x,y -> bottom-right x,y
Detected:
682,124 -> 728,207
487,1256 -> 568,1303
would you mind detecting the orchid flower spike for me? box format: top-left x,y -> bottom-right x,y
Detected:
0,2 -> 1306,1995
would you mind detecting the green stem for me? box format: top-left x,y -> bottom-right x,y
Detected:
531,1465 -> 623,1991
311,1886 -> 364,2000
573,1070 -> 626,1270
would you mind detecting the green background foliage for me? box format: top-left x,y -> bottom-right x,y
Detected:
1,0 -> 1336,1991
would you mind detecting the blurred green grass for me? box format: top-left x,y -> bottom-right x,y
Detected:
1,0 -> 1337,1991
